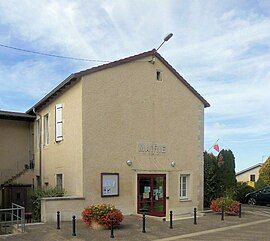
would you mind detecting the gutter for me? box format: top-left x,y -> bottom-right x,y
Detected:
33,108 -> 42,188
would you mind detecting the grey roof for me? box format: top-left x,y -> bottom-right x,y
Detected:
236,163 -> 263,176
26,49 -> 210,114
0,110 -> 35,121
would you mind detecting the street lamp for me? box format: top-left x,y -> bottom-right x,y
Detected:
156,33 -> 173,51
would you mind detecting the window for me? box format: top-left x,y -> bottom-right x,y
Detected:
55,104 -> 63,142
180,175 -> 189,199
56,174 -> 63,191
36,176 -> 41,187
16,192 -> 21,200
36,119 -> 40,148
156,70 -> 162,81
43,114 -> 49,146
250,174 -> 255,182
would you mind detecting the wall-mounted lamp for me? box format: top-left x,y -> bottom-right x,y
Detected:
171,161 -> 176,167
126,160 -> 133,166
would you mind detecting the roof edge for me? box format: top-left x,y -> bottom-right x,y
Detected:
26,48 -> 210,113
236,163 -> 263,176
153,51 -> 210,108
26,74 -> 76,114
0,110 -> 35,121
26,49 -> 156,114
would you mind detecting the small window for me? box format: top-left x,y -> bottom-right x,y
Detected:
180,174 -> 190,199
250,174 -> 255,182
36,176 -> 41,187
16,192 -> 21,200
156,70 -> 162,81
56,174 -> 63,191
43,114 -> 49,146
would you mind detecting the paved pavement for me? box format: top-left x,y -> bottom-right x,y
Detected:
0,205 -> 270,241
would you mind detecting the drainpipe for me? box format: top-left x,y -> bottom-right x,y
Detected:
33,108 -> 42,188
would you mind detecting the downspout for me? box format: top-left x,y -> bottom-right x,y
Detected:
33,108 -> 42,188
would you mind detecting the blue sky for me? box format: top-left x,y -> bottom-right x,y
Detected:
0,0 -> 270,171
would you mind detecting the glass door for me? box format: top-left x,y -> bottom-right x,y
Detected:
152,176 -> 166,216
137,174 -> 166,217
138,176 -> 151,213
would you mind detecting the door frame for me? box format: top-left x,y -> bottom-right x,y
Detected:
1,184 -> 32,209
137,174 -> 166,217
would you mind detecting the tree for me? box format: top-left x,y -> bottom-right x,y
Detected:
204,149 -> 237,207
258,157 -> 270,186
217,149 -> 237,194
204,152 -> 222,206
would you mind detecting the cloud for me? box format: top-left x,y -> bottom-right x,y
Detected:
0,0 -> 269,170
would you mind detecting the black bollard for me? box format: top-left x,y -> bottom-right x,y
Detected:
142,213 -> 146,233
57,211 -> 60,229
221,207 -> 224,221
169,211 -> 173,229
72,215 -> 76,236
110,220 -> 115,238
194,208 -> 197,225
239,203 -> 242,218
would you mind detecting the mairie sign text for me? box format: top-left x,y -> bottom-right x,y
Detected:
138,143 -> 166,155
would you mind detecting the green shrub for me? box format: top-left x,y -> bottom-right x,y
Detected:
29,187 -> 65,222
234,182 -> 254,203
255,177 -> 268,190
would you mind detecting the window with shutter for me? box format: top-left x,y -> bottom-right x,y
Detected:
55,104 -> 63,142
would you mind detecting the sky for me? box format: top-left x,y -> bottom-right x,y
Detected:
0,0 -> 270,171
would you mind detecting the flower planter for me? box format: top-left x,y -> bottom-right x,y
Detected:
82,204 -> 124,230
210,197 -> 240,215
90,221 -> 105,230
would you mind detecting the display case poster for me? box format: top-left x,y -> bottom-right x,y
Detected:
101,173 -> 119,197
144,186 -> 150,193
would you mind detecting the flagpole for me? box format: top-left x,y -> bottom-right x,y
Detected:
207,139 -> 219,152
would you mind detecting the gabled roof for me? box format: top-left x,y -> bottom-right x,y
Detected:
0,110 -> 35,121
236,163 -> 263,176
27,49 -> 210,114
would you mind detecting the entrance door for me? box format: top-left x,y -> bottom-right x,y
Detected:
1,185 -> 31,209
137,174 -> 166,217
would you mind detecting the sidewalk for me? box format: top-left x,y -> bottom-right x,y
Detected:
1,206 -> 269,241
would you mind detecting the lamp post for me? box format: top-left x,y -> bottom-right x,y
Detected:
156,33 -> 173,51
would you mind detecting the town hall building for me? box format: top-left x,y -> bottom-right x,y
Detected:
1,49 -> 210,221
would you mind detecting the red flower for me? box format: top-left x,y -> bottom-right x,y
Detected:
81,204 -> 124,228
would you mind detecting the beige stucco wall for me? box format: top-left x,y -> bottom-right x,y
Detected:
35,80 -> 83,196
41,197 -> 85,222
236,166 -> 261,183
0,118 -> 34,207
10,169 -> 35,185
0,119 -> 34,184
81,56 -> 205,218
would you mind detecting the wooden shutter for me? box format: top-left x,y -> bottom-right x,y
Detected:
55,104 -> 63,142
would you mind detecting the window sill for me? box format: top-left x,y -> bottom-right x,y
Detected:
179,198 -> 191,202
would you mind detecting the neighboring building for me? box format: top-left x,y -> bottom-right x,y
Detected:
1,49 -> 210,221
0,110 -> 36,209
236,163 -> 263,187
